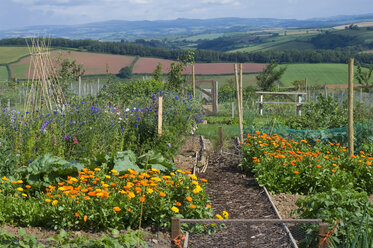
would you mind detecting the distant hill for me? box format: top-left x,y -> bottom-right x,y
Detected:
1,14 -> 373,41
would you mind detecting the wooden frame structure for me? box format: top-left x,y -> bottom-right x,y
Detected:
185,79 -> 218,114
256,91 -> 307,116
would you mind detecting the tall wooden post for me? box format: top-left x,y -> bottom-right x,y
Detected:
234,64 -> 244,143
192,64 -> 196,98
232,102 -> 234,118
239,64 -> 243,125
215,81 -> 219,113
158,96 -> 163,137
348,58 -> 354,156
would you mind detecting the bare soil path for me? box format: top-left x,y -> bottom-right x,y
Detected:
183,141 -> 292,248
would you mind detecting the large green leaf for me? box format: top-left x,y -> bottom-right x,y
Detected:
112,151 -> 141,172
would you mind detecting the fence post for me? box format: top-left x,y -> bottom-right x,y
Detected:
7,99 -> 10,109
259,94 -> 263,116
219,126 -> 223,153
318,223 -> 329,248
215,81 -> 219,113
158,96 -> 163,137
78,76 -> 81,97
192,64 -> 196,98
232,102 -> 234,118
348,58 -> 354,156
171,217 -> 181,240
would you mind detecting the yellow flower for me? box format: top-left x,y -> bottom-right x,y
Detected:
52,200 -> 58,206
147,188 -> 154,194
45,199 -> 51,203
222,211 -> 229,219
1,176 -> 8,181
105,175 -> 111,179
188,174 -> 197,180
216,214 -> 224,220
22,193 -> 27,197
171,207 -> 179,213
17,180 -> 23,184
94,168 -> 101,171
16,187 -> 23,192
170,172 -> 175,176
192,186 -> 203,194
111,169 -> 118,174
128,192 -> 135,198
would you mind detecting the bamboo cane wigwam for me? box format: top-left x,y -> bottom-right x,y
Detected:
24,37 -> 66,116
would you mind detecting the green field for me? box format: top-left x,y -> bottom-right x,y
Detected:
0,66 -> 8,81
279,63 -> 366,86
0,47 -> 29,64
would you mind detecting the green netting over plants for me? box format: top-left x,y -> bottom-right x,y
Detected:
244,119 -> 373,153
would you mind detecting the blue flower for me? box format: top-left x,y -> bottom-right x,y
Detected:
29,160 -> 33,163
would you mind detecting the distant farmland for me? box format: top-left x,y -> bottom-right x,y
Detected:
0,46 -> 30,64
279,63 -> 367,86
10,50 -> 136,79
8,48 -> 266,79
133,57 -> 266,74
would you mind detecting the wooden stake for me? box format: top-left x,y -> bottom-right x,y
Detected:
234,64 -> 244,143
219,126 -> 223,152
232,102 -> 234,118
171,217 -> 181,240
158,96 -> 163,137
239,64 -> 243,124
318,223 -> 329,248
192,64 -> 196,98
348,58 -> 354,156
78,76 -> 81,97
214,81 -> 219,113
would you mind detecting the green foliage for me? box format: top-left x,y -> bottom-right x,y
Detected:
256,61 -> 286,91
294,188 -> 373,247
55,53 -> 85,93
0,228 -> 147,248
286,95 -> 370,129
355,63 -> 373,92
166,52 -> 194,92
98,78 -> 163,107
118,66 -> 132,79
152,62 -> 163,81
16,154 -> 84,189
0,138 -> 18,176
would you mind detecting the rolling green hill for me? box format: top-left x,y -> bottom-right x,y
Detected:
0,46 -> 29,64
279,63 -> 367,86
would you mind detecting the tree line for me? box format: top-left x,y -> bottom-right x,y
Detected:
0,38 -> 372,65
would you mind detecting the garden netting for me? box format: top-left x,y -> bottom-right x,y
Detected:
242,119 -> 373,151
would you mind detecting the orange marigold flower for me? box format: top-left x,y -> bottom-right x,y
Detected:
175,202 -> 182,206
331,169 -> 336,173
317,165 -> 322,168
140,195 -> 146,202
206,204 -> 211,208
128,208 -> 131,212
75,212 -> 80,218
83,215 -> 87,222
293,170 -> 299,174
365,161 -> 372,166
189,204 -> 196,209
186,196 -> 192,202
25,185 -> 31,189
160,192 -> 166,197
113,206 -> 121,212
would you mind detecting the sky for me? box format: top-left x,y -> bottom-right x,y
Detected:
0,0 -> 373,30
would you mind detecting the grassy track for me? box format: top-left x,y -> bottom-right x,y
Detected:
279,63 -> 368,86
0,47 -> 29,64
0,66 -> 8,82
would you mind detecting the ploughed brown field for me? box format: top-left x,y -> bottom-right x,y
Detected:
10,50 -> 135,78
133,57 -> 267,74
10,50 -> 266,79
